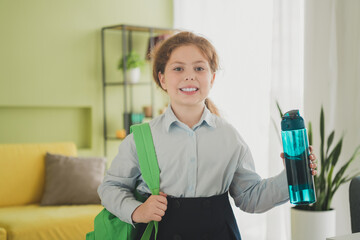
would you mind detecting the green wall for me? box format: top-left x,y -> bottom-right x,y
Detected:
0,0 -> 173,158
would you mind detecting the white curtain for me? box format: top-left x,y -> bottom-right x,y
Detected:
269,1 -> 305,239
173,0 -> 304,239
304,0 -> 360,236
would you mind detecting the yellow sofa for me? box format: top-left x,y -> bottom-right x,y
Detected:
0,142 -> 103,240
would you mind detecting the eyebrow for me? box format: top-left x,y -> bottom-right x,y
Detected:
169,60 -> 207,65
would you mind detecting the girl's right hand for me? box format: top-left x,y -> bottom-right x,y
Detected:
131,192 -> 168,223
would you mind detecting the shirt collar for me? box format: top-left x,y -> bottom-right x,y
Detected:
164,104 -> 217,132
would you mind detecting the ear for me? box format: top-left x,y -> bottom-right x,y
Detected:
158,71 -> 167,90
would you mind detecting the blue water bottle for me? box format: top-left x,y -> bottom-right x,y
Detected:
281,110 -> 316,205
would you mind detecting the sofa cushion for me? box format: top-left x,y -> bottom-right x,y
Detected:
0,204 -> 103,240
40,153 -> 106,206
0,143 -> 77,207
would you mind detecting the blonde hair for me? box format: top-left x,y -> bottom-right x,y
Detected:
151,31 -> 220,116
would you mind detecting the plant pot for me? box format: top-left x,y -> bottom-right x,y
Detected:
291,207 -> 336,240
126,67 -> 141,83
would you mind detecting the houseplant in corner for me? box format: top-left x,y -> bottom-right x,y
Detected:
118,50 -> 145,83
277,104 -> 360,240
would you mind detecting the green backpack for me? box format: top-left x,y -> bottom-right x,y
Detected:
86,123 -> 160,240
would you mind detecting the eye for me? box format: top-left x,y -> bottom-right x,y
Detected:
173,67 -> 183,71
195,67 -> 204,71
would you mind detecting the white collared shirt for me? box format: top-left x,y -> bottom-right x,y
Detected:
98,105 -> 289,224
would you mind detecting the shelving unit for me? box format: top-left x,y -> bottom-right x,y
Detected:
101,24 -> 176,156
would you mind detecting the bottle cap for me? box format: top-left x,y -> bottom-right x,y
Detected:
281,109 -> 305,131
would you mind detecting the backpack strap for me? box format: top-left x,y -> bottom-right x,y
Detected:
130,123 -> 160,240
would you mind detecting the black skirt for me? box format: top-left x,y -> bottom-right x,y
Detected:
136,192 -> 241,240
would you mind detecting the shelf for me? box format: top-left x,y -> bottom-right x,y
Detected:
0,106 -> 92,148
102,24 -> 177,35
101,24 -> 177,156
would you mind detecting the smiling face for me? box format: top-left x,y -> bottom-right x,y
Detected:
158,44 -> 215,112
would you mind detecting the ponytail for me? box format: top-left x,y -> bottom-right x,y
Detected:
205,98 -> 220,117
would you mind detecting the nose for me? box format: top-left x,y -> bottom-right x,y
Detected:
185,75 -> 194,81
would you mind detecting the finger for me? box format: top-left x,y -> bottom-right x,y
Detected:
152,209 -> 165,222
159,192 -> 167,197
280,152 -> 284,159
310,163 -> 317,169
152,215 -> 162,222
156,195 -> 168,205
311,169 -> 317,176
154,208 -> 166,217
309,145 -> 313,153
152,209 -> 165,217
157,202 -> 167,212
309,154 -> 316,161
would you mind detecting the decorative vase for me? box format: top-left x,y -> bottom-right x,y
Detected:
291,207 -> 336,240
126,67 -> 141,83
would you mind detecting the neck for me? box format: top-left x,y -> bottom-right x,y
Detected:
171,103 -> 205,128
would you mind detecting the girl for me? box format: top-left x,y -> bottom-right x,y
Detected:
98,31 -> 317,240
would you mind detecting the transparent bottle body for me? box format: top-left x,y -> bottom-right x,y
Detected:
281,129 -> 316,205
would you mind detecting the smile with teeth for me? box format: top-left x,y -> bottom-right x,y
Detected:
180,87 -> 199,92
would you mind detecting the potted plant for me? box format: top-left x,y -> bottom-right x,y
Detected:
118,51 -> 145,83
276,104 -> 360,240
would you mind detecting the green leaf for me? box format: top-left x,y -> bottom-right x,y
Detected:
330,138 -> 343,167
332,177 -> 348,197
320,106 -> 325,166
327,165 -> 334,187
276,101 -> 283,119
325,137 -> 343,174
118,51 -> 145,70
344,172 -> 360,183
332,146 -> 360,192
325,191 -> 333,210
326,166 -> 334,207
271,118 -> 281,144
315,188 -> 327,211
322,138 -> 343,175
308,122 -> 313,146
273,101 -> 282,144
332,164 -> 350,190
326,131 -> 335,157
